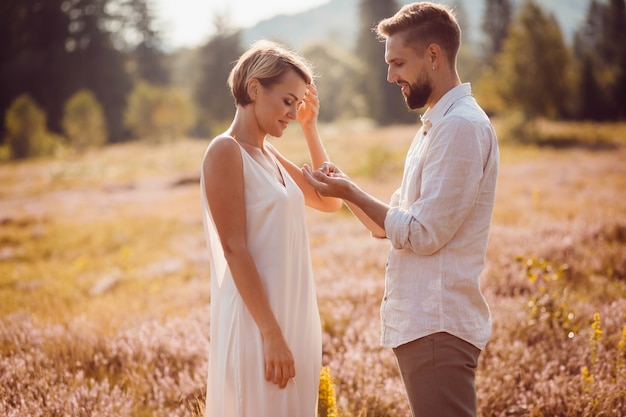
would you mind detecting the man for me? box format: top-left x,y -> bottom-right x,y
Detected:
302,2 -> 499,417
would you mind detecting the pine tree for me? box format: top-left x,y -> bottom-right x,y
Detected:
0,0 -> 72,139
603,0 -> 626,119
573,0 -> 626,120
577,56 -> 604,120
495,0 -> 571,119
481,0 -> 513,62
0,0 -> 134,143
194,16 -> 242,136
356,0 -> 415,125
122,0 -> 169,85
67,0 -> 133,142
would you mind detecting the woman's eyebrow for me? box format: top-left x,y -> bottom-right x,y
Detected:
286,92 -> 304,104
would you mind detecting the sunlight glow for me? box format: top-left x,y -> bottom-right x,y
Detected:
153,0 -> 330,49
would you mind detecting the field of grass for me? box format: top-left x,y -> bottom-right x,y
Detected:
1,119 -> 625,416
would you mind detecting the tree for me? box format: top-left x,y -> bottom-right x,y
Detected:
356,0 -> 415,125
0,0 -> 72,142
494,0 -> 572,119
481,0 -> 513,62
150,88 -> 195,141
66,0 -> 133,142
5,94 -> 60,159
608,0 -> 626,119
573,0 -> 626,120
574,0 -> 605,59
597,0 -> 626,65
450,1 -> 470,42
0,0 -> 134,143
125,82 -> 195,142
574,0 -> 608,119
453,1 -> 482,83
62,89 -> 107,150
195,16 -> 242,136
577,57 -> 605,120
302,42 -> 367,122
117,0 -> 169,85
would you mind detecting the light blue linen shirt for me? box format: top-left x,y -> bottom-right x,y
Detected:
382,83 -> 499,350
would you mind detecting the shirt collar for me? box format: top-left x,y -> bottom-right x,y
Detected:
421,83 -> 472,129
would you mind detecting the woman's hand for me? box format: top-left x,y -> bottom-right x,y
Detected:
263,330 -> 295,389
297,83 -> 319,131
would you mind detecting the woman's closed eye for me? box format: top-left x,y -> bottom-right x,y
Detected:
285,99 -> 304,110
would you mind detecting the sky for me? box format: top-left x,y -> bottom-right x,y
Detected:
153,0 -> 330,49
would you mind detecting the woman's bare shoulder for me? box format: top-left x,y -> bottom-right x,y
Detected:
203,135 -> 240,168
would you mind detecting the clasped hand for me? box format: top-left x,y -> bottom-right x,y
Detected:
301,162 -> 352,199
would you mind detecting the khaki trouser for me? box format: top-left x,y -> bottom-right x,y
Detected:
393,332 -> 481,417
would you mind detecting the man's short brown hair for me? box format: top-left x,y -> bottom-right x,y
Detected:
376,2 -> 461,65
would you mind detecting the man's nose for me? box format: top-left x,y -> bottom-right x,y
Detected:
387,67 -> 397,83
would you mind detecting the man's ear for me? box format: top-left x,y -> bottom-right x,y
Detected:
426,43 -> 441,70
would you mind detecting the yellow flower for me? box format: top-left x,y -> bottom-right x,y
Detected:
318,366 -> 338,417
591,313 -> 603,341
619,326 -> 626,351
581,366 -> 594,385
590,313 -> 602,371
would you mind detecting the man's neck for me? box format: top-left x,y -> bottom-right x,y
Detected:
427,70 -> 461,109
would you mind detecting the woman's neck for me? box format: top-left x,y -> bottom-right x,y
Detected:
229,107 -> 266,148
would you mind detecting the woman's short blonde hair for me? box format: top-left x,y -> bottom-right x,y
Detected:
228,40 -> 314,106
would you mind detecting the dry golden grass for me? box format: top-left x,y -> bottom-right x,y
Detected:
1,119 -> 625,416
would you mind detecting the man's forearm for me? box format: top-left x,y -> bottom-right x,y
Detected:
343,185 -> 389,238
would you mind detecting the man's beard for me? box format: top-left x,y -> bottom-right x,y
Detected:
403,71 -> 431,110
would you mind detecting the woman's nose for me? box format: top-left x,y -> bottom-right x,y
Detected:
287,104 -> 298,119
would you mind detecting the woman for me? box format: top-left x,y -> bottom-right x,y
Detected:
200,40 -> 342,417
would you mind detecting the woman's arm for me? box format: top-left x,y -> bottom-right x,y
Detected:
302,163 -> 388,238
271,84 -> 342,213
203,136 -> 295,388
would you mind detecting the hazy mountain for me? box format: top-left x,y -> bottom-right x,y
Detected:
242,0 -> 360,50
242,0 -> 589,51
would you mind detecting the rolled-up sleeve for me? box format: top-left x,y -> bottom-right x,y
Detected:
385,117 -> 484,255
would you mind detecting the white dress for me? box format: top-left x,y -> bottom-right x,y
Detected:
201,141 -> 321,417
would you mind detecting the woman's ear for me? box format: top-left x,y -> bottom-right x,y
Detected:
247,78 -> 260,101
